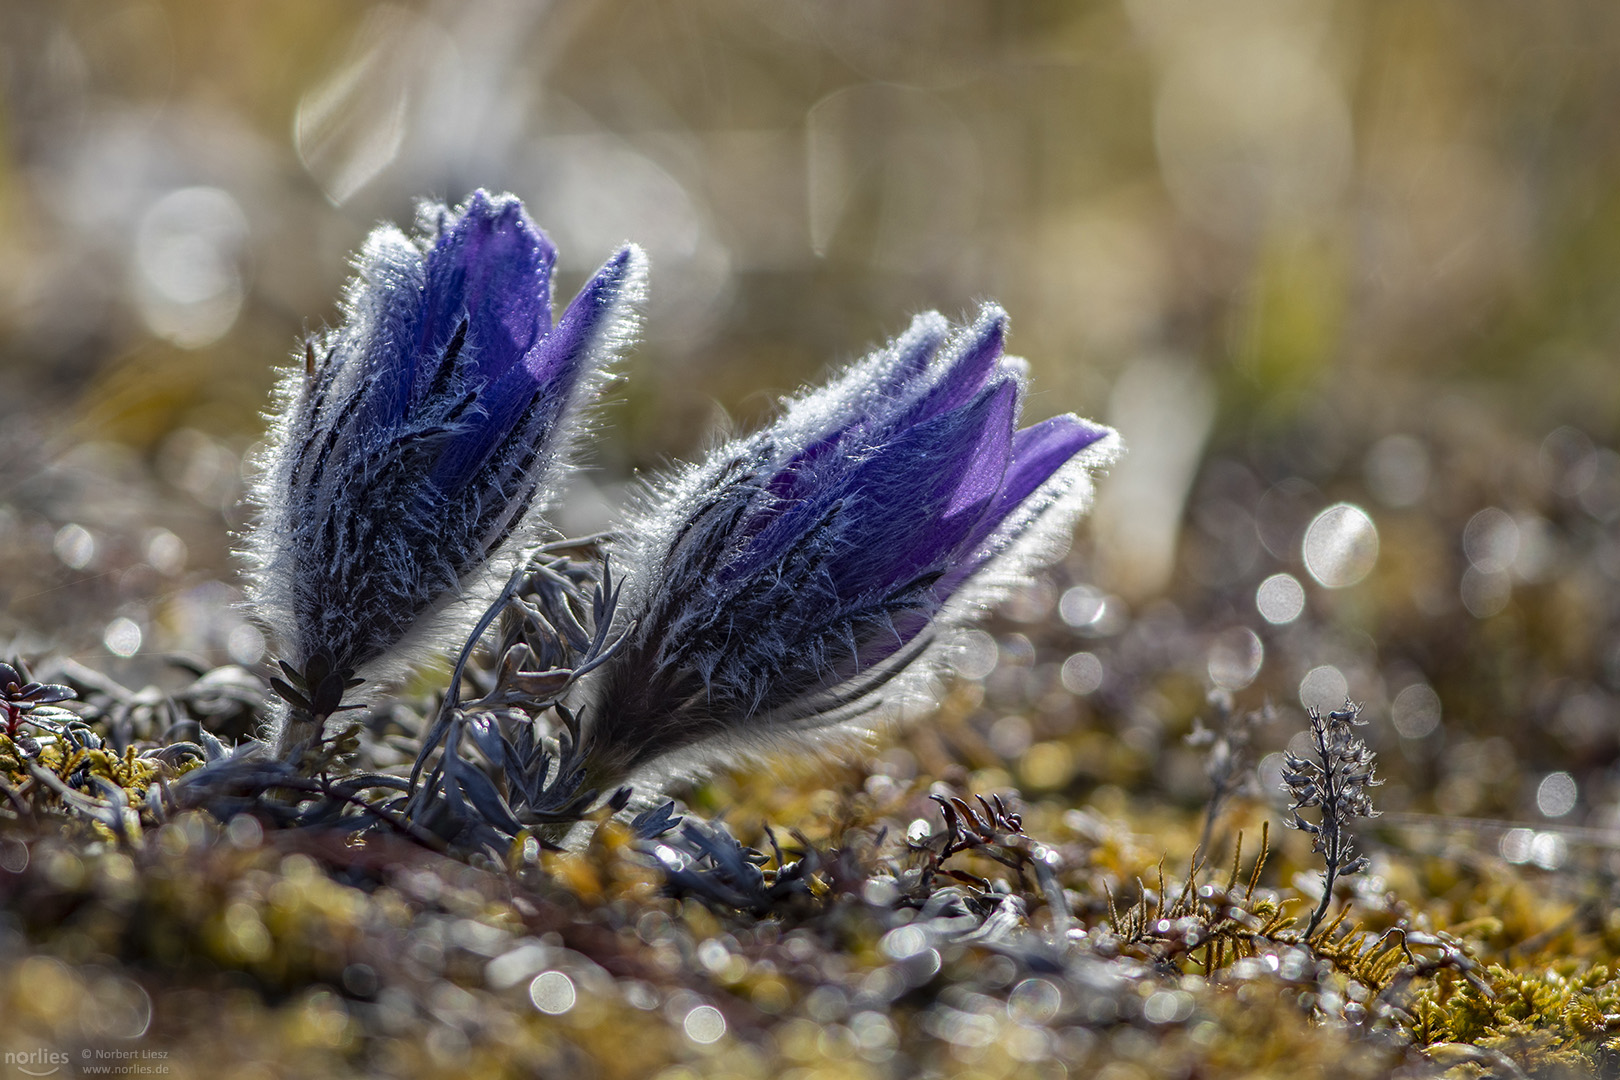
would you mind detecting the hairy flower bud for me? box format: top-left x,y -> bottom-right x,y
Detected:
578,305 -> 1119,787
243,190 -> 646,740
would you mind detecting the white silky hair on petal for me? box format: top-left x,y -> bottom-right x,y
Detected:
771,309 -> 951,445
242,223 -> 425,672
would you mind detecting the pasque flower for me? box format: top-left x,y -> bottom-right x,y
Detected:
577,305 -> 1119,787
244,190 -> 646,730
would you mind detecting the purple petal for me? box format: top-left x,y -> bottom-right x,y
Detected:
419,190 -> 556,385
935,414 -> 1112,600
827,379 -> 1016,593
752,312 -> 954,512
744,310 -> 965,527
944,379 -> 1016,517
888,305 -> 1006,431
524,243 -> 641,384
988,414 -> 1111,523
430,244 -> 643,491
367,191 -> 557,423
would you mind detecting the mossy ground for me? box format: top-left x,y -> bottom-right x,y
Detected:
0,663 -> 1616,1079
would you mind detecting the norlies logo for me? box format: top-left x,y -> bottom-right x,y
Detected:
4,1048 -> 69,1077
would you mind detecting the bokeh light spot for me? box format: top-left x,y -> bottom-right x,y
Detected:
1500,827 -> 1534,864
1536,772 -> 1577,818
1058,585 -> 1106,628
1207,627 -> 1263,690
1463,508 -> 1520,573
1578,449 -> 1620,522
1390,683 -> 1442,739
949,630 -> 998,680
1298,665 -> 1348,712
1460,566 -> 1511,618
103,617 -> 143,658
226,624 -> 267,666
144,528 -> 187,575
1060,651 -> 1104,695
133,186 -> 248,348
1008,978 -> 1061,1024
1532,832 -> 1568,870
1302,503 -> 1379,588
1020,741 -> 1077,790
528,971 -> 576,1015
1541,426 -> 1596,496
1255,572 -> 1305,624
54,524 -> 96,570
683,1004 -> 726,1044
1144,989 -> 1195,1025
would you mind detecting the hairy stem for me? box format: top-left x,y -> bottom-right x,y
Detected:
270,703 -> 324,764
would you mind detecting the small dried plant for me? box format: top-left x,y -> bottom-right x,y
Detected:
1186,690 -> 1274,859
398,537 -> 635,852
1281,698 -> 1382,938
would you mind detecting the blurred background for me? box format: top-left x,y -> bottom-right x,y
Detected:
1,1 -> 1618,848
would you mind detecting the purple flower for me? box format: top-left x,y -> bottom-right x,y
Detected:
244,190 -> 647,700
578,305 -> 1119,786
